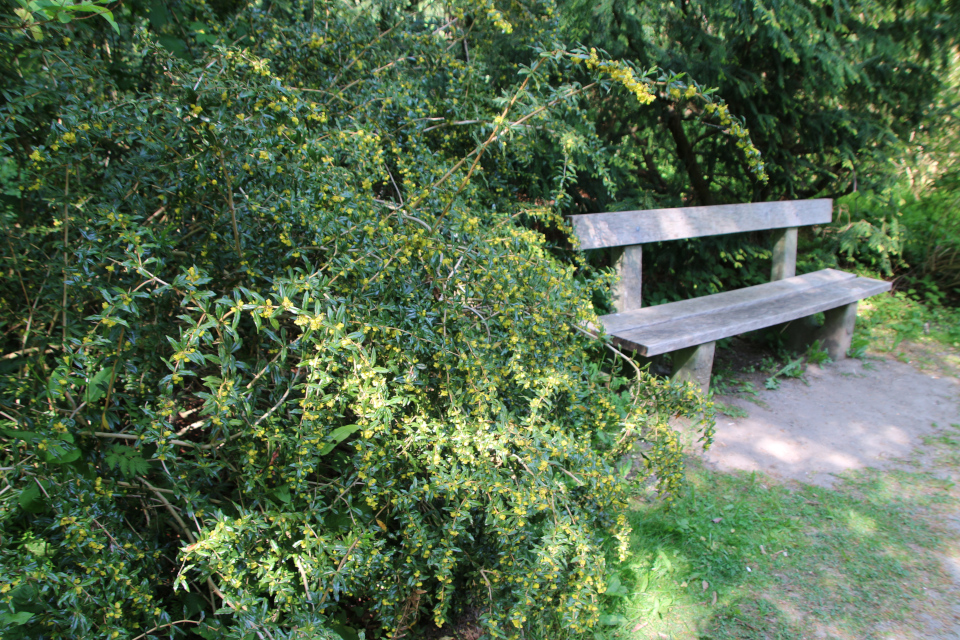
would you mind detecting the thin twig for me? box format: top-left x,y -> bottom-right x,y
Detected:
464,306 -> 491,339
551,464 -> 586,486
318,536 -> 362,606
573,324 -> 643,381
252,374 -> 299,428
62,168 -> 69,342
130,620 -> 201,640
246,350 -> 285,389
144,206 -> 166,225
294,556 -> 313,603
384,162 -> 404,206
34,477 -> 51,498
479,569 -> 494,602
428,60 -> 548,228
217,148 -> 242,255
140,478 -> 195,543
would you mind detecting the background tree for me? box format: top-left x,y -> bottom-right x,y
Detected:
558,0 -> 958,304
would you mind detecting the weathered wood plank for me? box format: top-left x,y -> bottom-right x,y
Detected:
602,272 -> 890,356
569,199 -> 832,250
601,269 -> 855,336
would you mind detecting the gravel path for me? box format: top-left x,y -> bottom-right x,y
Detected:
706,354 -> 960,487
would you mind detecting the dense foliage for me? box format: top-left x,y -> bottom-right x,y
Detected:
0,1 -> 720,638
802,56 -> 960,302
559,0 -> 959,304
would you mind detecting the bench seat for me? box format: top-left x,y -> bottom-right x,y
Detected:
599,268 -> 891,357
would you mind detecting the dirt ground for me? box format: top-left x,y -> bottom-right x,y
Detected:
705,351 -> 960,488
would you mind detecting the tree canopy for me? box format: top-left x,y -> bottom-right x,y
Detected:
562,0 -> 959,205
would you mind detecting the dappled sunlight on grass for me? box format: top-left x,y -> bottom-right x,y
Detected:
855,292 -> 960,375
598,451 -> 960,640
842,509 -> 878,536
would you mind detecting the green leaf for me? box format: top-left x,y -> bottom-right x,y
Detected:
44,442 -> 80,464
269,485 -> 291,504
157,35 -> 190,60
84,368 -> 112,404
18,483 -> 45,513
604,574 -> 629,597
0,611 -> 34,626
147,0 -> 168,28
105,444 -> 149,477
320,424 -> 360,455
1,428 -> 40,443
329,622 -> 360,640
24,539 -> 53,558
102,10 -> 119,33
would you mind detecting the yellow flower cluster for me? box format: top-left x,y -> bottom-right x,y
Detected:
577,48 -> 656,105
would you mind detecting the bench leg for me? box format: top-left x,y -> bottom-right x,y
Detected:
777,316 -> 818,353
777,302 -> 858,360
670,341 -> 715,396
816,302 -> 858,360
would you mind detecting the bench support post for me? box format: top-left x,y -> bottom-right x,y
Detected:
670,341 -> 715,396
778,301 -> 858,359
612,244 -> 643,313
771,227 -> 798,280
816,302 -> 858,360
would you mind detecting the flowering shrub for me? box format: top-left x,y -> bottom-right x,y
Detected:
0,2 -> 720,638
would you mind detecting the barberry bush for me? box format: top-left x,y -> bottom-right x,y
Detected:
0,1 -> 721,638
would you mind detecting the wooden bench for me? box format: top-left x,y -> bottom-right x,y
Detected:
569,199 -> 891,394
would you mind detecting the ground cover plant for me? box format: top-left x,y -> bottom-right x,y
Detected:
0,2 -> 729,638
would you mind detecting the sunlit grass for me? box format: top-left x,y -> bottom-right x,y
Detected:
856,291 -> 960,353
597,430 -> 960,639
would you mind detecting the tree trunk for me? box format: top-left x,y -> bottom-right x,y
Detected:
665,105 -> 716,206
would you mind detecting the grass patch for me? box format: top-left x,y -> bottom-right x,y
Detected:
599,447 -> 960,639
857,290 -> 960,352
713,402 -> 749,419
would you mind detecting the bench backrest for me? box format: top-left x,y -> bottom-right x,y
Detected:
568,198 -> 833,313
568,198 -> 832,250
